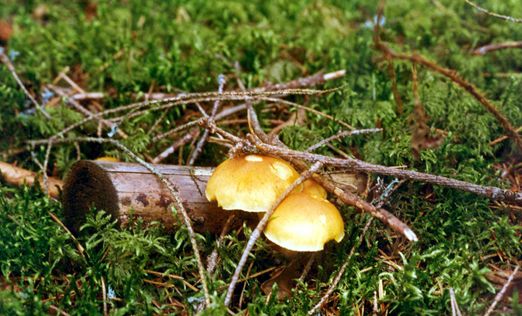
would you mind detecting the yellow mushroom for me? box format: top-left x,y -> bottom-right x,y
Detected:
205,155 -> 301,212
263,192 -> 345,252
301,179 -> 327,199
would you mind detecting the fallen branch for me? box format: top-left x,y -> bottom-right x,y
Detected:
251,139 -> 522,204
0,160 -> 63,198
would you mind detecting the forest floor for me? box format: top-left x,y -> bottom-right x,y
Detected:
0,1 -> 521,315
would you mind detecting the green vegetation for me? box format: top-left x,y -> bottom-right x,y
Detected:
1,0 -> 521,314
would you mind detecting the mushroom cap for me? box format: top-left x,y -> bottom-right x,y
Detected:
301,179 -> 327,199
205,155 -> 301,212
263,192 -> 345,252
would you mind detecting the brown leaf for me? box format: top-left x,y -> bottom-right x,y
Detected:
84,1 -> 98,21
0,20 -> 13,45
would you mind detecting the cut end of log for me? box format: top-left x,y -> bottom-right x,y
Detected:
62,160 -> 119,235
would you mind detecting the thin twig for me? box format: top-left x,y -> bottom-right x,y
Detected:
48,85 -> 127,138
224,161 -> 323,307
187,75 -> 226,165
152,128 -> 200,164
307,217 -> 374,315
0,50 -> 51,119
101,276 -> 109,316
450,288 -> 463,316
464,0 -> 522,23
206,214 -> 236,276
48,212 -> 86,260
473,41 -> 522,55
483,265 -> 520,316
306,128 -> 382,152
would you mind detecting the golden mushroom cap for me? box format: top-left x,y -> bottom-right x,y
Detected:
301,179 -> 327,199
205,155 -> 301,212
263,192 -> 345,252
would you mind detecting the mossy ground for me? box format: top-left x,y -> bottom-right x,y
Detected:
1,1 -> 521,315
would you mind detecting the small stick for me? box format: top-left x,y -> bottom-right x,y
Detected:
152,128 -> 200,164
307,217 -> 373,315
306,128 -> 382,152
101,276 -> 109,316
464,0 -> 522,23
206,214 -> 236,276
473,41 -> 522,55
450,288 -> 463,316
489,126 -> 522,146
187,75 -> 226,165
48,212 -> 86,260
224,161 -> 323,307
0,50 -> 51,119
483,265 -> 520,316
299,253 -> 317,281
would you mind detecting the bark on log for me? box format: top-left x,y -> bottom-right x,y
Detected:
62,160 -> 249,235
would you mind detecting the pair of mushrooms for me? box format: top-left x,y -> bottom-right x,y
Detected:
205,155 -> 345,252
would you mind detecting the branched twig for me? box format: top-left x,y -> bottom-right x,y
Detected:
48,85 -> 127,138
224,161 -> 323,307
373,0 -> 522,151
0,50 -> 51,119
464,0 -> 522,23
152,128 -> 200,164
244,104 -> 416,241
483,265 -> 520,316
251,140 -> 522,204
374,41 -> 522,151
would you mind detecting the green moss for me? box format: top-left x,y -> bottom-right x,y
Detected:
1,0 -> 521,314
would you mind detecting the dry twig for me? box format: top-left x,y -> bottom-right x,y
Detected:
464,0 -> 522,23
473,41 -> 522,55
483,265 -> 520,316
0,50 -> 51,119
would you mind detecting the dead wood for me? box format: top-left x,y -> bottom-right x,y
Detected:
61,160 -> 252,235
0,160 -> 63,198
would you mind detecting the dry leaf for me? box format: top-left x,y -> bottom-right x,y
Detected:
0,20 -> 13,45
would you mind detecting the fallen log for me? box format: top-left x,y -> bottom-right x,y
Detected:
62,160 -> 249,235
